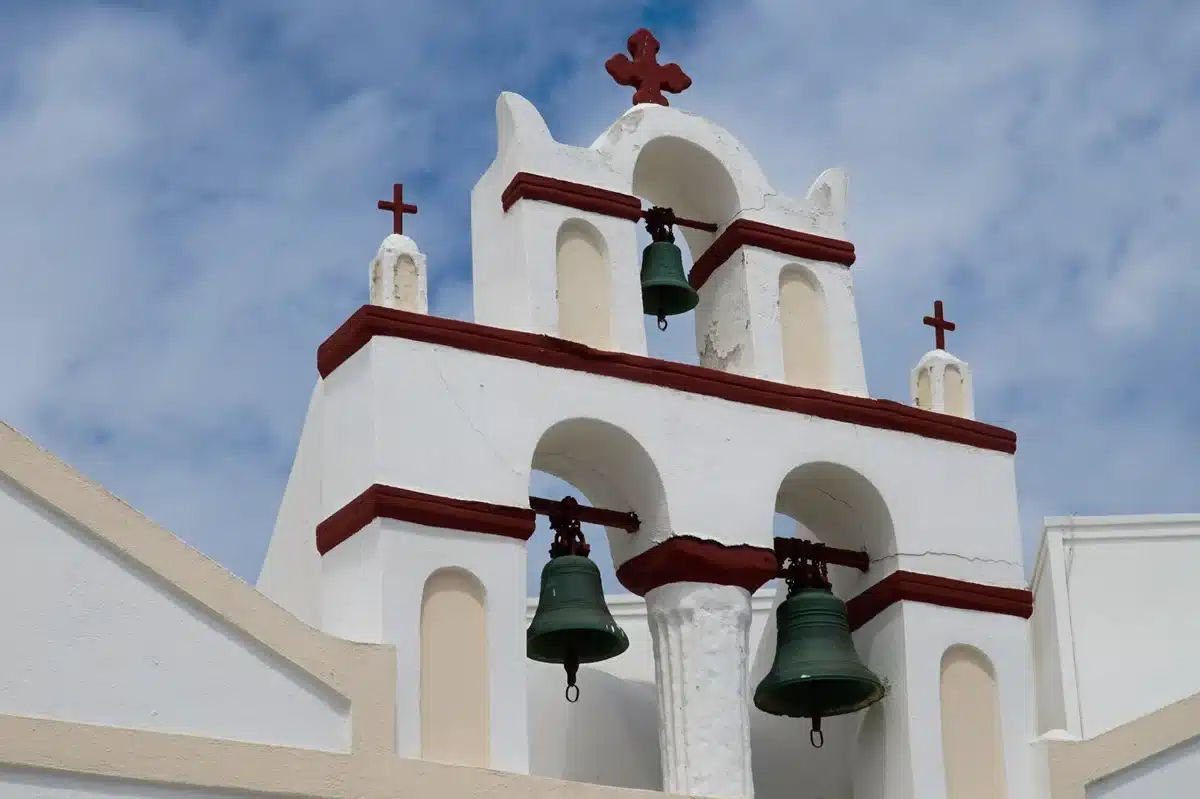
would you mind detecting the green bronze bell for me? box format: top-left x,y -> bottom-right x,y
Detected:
641,207 -> 699,330
754,563 -> 884,747
527,498 -> 629,701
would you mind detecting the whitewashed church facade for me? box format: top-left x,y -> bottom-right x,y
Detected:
2,28 -> 1198,799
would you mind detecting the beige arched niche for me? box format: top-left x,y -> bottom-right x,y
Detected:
943,364 -> 966,417
915,368 -> 933,410
940,645 -> 1007,799
555,219 -> 612,348
420,567 -> 489,766
779,265 -> 829,389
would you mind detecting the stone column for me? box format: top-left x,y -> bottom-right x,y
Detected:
645,582 -> 755,799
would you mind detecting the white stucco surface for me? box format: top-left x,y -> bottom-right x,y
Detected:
321,517 -> 529,773
320,336 -> 1024,590
1033,514 -> 1200,740
0,472 -> 350,752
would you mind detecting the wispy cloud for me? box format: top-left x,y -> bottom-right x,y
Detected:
1,1 -> 1196,590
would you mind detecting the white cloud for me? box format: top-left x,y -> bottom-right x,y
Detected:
1,1 -> 1196,587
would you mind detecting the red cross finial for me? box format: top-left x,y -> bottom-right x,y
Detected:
923,300 -> 957,350
605,28 -> 692,107
377,183 -> 418,235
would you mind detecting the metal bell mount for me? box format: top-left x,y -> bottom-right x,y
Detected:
640,206 -> 700,331
526,497 -> 630,702
753,546 -> 885,748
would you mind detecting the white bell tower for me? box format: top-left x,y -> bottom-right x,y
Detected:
259,26 -> 1040,799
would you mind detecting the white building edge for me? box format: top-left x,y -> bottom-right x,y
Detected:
2,34 -> 1198,799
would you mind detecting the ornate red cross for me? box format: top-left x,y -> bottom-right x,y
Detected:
377,183 -> 418,235
605,28 -> 692,107
923,300 -> 957,350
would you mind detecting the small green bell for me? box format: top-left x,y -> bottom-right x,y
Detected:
753,560 -> 884,747
527,498 -> 629,701
640,207 -> 699,330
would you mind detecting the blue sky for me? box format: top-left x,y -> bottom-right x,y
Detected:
0,1 -> 1196,596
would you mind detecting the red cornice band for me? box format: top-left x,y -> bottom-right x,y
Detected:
315,485 -> 1033,627
316,483 -> 536,556
501,173 -> 643,220
845,570 -> 1034,631
688,218 -> 856,289
499,172 -> 857,290
317,305 -> 1017,455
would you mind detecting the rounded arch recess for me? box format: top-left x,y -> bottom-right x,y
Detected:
420,567 -> 489,767
940,644 -> 1007,799
528,416 -> 671,572
555,218 -> 613,349
773,461 -> 895,598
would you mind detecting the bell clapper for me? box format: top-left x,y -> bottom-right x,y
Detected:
810,717 -> 824,749
657,315 -> 668,331
564,650 -> 581,703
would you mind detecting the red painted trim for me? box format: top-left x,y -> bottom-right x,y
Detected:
689,218 -> 856,290
317,305 -> 1018,455
501,173 -> 643,220
846,570 -> 1034,632
316,484 -> 536,556
499,174 -> 857,291
616,535 -> 780,596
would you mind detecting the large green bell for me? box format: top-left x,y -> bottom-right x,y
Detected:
527,553 -> 629,701
641,240 -> 699,327
754,582 -> 885,746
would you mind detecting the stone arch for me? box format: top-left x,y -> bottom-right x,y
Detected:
943,364 -> 966,417
940,644 -> 1007,799
529,416 -> 670,570
778,264 -> 829,388
774,461 -> 895,598
593,105 -> 771,244
555,219 -> 612,348
629,135 -> 742,259
420,567 -> 489,766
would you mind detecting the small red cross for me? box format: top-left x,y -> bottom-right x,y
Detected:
923,300 -> 957,350
377,183 -> 418,235
605,28 -> 692,107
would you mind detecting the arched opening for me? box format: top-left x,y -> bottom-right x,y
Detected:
915,366 -> 933,410
779,264 -> 829,389
943,364 -> 966,417
555,219 -> 613,348
420,567 -> 489,766
749,463 -> 896,799
631,136 -> 741,367
940,645 -> 1007,799
525,417 -> 668,791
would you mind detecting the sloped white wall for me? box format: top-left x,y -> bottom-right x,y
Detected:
0,473 -> 349,751
257,382 -> 324,627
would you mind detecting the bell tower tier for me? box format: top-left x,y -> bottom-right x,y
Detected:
469,87 -> 868,395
